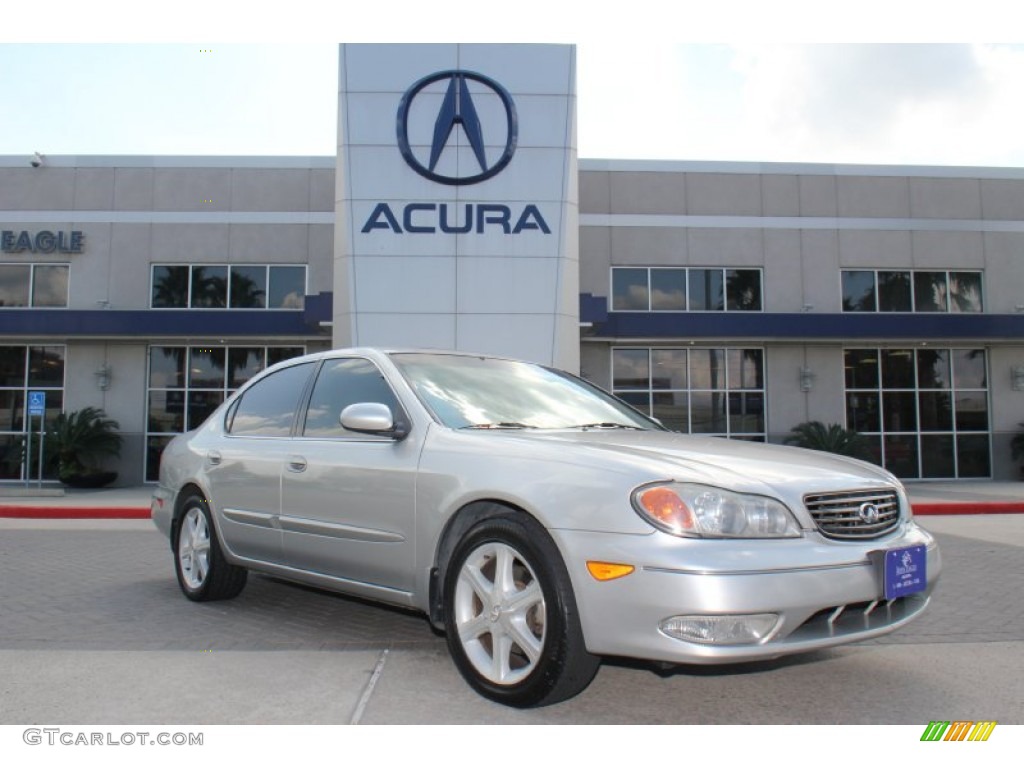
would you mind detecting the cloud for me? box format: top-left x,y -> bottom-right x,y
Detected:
728,44 -> 1024,166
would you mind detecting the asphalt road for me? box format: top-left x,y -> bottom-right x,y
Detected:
0,516 -> 1022,725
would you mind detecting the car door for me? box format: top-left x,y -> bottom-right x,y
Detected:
280,356 -> 419,592
203,361 -> 316,564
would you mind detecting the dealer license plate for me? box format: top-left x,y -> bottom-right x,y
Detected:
883,545 -> 927,600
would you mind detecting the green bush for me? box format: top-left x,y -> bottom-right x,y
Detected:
46,407 -> 123,481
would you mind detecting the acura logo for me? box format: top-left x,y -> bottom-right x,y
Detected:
858,503 -> 881,524
396,70 -> 518,186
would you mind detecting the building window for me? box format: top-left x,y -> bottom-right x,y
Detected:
0,264 -> 70,307
841,270 -> 983,313
611,347 -> 765,439
0,345 -> 65,480
611,268 -> 762,312
844,348 -> 990,479
145,345 -> 305,481
150,265 -> 307,309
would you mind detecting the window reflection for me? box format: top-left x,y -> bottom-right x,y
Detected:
844,347 -> 989,479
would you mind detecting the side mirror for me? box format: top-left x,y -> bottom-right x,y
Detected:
340,403 -> 409,440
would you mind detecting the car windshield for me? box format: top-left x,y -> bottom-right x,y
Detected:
390,353 -> 660,431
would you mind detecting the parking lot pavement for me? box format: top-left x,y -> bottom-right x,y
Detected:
1,516 -> 1022,724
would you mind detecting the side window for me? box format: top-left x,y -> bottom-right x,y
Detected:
227,362 -> 314,437
302,358 -> 402,438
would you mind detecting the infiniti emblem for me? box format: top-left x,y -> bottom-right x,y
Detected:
396,70 -> 518,186
858,503 -> 881,524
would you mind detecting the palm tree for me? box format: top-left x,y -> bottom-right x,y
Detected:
784,421 -> 871,460
46,407 -> 123,482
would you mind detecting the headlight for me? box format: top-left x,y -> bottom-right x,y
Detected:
632,482 -> 802,539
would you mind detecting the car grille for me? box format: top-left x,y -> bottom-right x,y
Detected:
803,488 -> 901,540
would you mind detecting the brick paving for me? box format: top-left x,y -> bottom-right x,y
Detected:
0,529 -> 442,652
0,526 -> 1020,654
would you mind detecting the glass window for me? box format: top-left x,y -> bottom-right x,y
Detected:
611,268 -> 648,311
148,390 -> 185,434
844,349 -> 879,389
611,349 -> 650,389
189,347 -> 226,389
190,265 -> 228,308
28,346 -> 65,387
229,362 -> 315,437
649,269 -> 686,311
844,347 -> 989,479
877,271 -> 911,312
913,271 -> 948,312
612,347 -> 765,439
650,349 -> 687,390
229,265 -> 268,308
151,266 -> 189,308
916,350 -> 950,389
949,272 -> 983,312
151,264 -> 305,309
952,349 -> 986,389
0,265 -> 30,307
651,392 -> 688,431
0,344 -> 65,481
690,349 -> 727,389
303,358 -> 402,437
881,350 -> 915,389
688,269 -> 724,311
268,347 -> 306,368
149,347 -> 185,389
228,348 -> 265,388
841,271 -> 875,312
269,266 -> 306,309
31,265 -> 69,307
0,347 -> 27,387
842,270 -> 980,314
726,270 -> 762,311
957,435 -> 991,477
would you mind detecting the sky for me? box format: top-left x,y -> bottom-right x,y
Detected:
2,2 -> 1023,168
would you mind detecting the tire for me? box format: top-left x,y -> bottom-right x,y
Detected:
174,494 -> 247,602
443,513 -> 600,707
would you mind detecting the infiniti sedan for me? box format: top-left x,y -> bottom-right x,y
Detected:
152,349 -> 940,707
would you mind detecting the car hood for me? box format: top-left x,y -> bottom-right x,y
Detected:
492,429 -> 898,498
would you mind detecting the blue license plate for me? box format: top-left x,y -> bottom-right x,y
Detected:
883,546 -> 927,600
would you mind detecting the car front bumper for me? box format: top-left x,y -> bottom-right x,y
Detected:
554,521 -> 940,665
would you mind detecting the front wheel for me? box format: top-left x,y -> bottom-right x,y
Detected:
443,513 -> 600,707
174,495 -> 247,602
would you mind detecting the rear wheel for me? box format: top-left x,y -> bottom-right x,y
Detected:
174,495 -> 247,602
443,513 -> 599,707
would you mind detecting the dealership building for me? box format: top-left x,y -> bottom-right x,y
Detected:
2,43 -> 1023,486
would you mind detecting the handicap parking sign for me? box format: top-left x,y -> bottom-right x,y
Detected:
28,391 -> 46,416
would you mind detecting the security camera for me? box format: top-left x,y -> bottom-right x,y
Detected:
31,152 -> 44,168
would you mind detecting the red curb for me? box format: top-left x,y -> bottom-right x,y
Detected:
911,502 -> 1024,516
0,506 -> 150,519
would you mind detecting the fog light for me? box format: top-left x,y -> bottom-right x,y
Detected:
659,614 -> 779,645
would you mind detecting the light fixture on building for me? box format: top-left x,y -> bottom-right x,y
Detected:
799,366 -> 815,392
1012,365 -> 1024,392
95,363 -> 112,391
31,151 -> 45,168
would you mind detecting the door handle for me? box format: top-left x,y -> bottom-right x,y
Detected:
287,455 -> 307,473
207,450 -> 222,466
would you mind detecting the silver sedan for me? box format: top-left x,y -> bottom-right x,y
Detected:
152,349 -> 940,707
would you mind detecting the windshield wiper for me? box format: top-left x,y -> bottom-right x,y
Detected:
572,422 -> 645,430
461,422 -> 536,430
